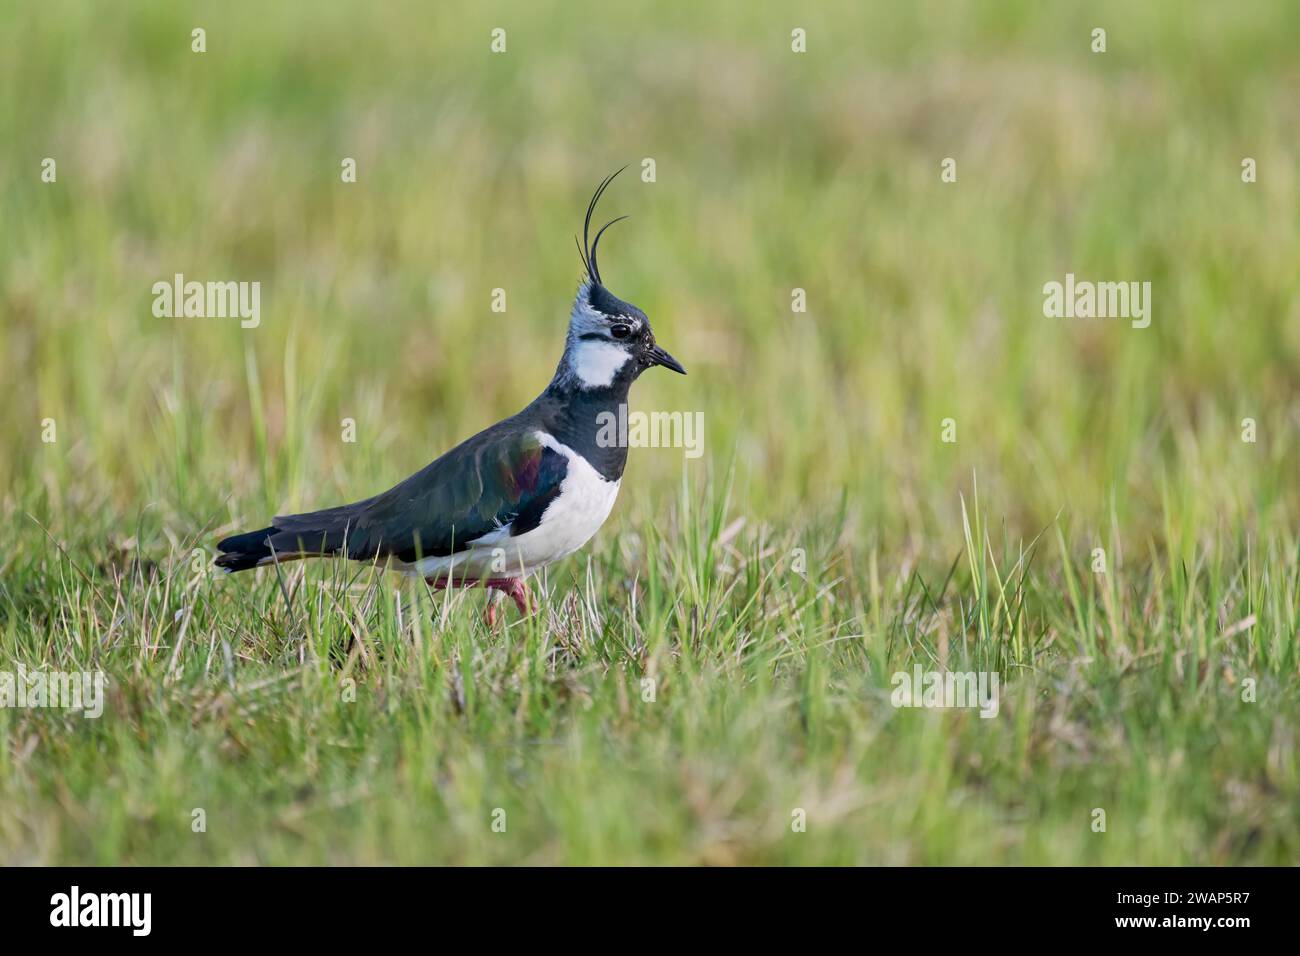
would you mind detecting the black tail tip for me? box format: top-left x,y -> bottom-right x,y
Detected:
215,526 -> 275,573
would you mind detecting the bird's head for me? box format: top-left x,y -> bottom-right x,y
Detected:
558,168 -> 685,390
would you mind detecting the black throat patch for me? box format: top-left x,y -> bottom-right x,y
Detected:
535,368 -> 637,481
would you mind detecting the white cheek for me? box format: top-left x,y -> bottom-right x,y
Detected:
570,340 -> 630,387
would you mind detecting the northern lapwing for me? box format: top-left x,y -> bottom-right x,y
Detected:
215,169 -> 685,622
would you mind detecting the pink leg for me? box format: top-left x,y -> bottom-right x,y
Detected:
483,591 -> 502,628
424,575 -> 532,624
483,577 -> 532,616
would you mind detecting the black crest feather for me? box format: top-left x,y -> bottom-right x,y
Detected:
577,166 -> 629,286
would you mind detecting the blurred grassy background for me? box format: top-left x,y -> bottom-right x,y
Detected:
5,0 -> 1297,539
1,0 -> 1298,864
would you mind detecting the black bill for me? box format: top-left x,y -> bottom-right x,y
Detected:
647,344 -> 686,374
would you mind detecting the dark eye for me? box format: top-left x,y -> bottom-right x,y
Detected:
610,324 -> 632,339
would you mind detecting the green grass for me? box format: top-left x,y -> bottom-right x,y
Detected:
1,0 -> 1297,864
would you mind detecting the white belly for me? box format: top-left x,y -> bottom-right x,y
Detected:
402,432 -> 620,580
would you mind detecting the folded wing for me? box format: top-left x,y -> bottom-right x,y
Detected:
220,425 -> 569,569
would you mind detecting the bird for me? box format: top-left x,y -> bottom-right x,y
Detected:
214,168 -> 685,624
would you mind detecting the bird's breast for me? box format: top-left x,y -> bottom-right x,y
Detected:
504,433 -> 620,569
